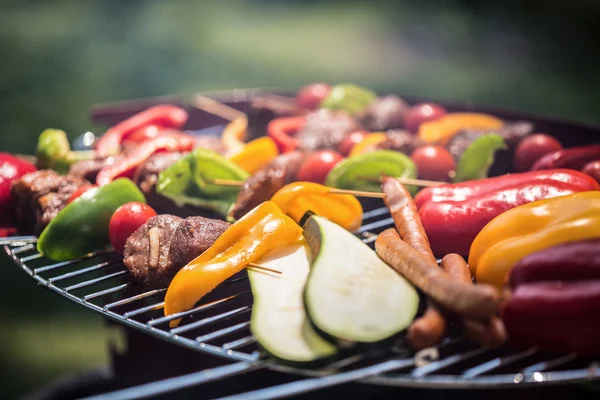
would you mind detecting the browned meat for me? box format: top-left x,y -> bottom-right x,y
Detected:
246,95 -> 302,141
296,109 -> 361,150
376,129 -> 424,154
358,95 -> 409,131
11,170 -> 88,235
133,152 -> 183,196
123,214 -> 230,289
69,156 -> 122,182
229,151 -> 307,220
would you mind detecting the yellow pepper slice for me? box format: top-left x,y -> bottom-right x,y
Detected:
468,191 -> 600,290
221,116 -> 247,153
271,182 -> 363,231
164,201 -> 303,326
227,137 -> 279,174
418,113 -> 503,145
349,132 -> 386,157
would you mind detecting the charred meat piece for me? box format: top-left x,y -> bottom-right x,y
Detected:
296,109 -> 361,151
11,170 -> 88,235
230,151 -> 307,220
246,95 -> 302,141
358,95 -> 409,131
133,152 -> 183,197
374,129 -> 424,155
69,156 -> 122,182
123,214 -> 230,289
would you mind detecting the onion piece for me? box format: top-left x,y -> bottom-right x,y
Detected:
148,227 -> 160,268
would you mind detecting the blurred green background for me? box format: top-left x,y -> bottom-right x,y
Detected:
1,0 -> 599,398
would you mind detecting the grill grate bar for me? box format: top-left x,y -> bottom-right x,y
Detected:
522,353 -> 578,374
12,244 -> 35,254
48,260 -> 121,283
149,291 -> 251,327
412,347 -> 489,377
20,253 -> 43,262
123,301 -> 165,318
358,217 -> 394,233
170,306 -> 251,335
462,348 -> 539,378
33,254 -> 101,274
361,207 -> 389,220
196,321 -> 251,343
0,236 -> 37,245
63,270 -> 128,292
222,336 -> 256,350
104,288 -> 167,310
84,283 -> 130,301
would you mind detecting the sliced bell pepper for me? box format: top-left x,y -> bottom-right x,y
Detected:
348,132 -> 387,157
319,83 -> 377,115
221,116 -> 248,153
36,129 -> 95,174
164,201 -> 303,326
267,116 -> 306,153
469,191 -> 600,290
37,178 -> 146,261
418,113 -> 503,146
95,105 -> 189,157
227,137 -> 279,174
453,134 -> 507,182
96,133 -> 195,186
531,144 -> 600,171
271,182 -> 363,231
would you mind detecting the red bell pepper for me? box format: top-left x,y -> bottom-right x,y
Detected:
0,153 -> 37,226
419,179 -> 594,256
414,169 -> 599,209
267,116 -> 306,153
531,144 -> 600,171
96,133 -> 194,186
95,105 -> 189,156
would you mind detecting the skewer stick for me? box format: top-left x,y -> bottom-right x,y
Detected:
247,263 -> 282,275
211,178 -> 244,187
358,176 -> 444,187
193,95 -> 247,122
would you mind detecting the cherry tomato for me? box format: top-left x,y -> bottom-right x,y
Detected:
410,145 -> 455,182
582,160 -> 600,183
296,83 -> 331,110
67,184 -> 97,204
404,103 -> 447,132
109,202 -> 157,254
297,150 -> 344,184
514,134 -> 562,172
338,130 -> 369,156
0,153 -> 36,226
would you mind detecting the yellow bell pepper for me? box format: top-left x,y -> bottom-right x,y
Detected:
221,116 -> 247,153
468,191 -> 600,290
418,113 -> 503,145
227,137 -> 279,174
271,182 -> 363,231
349,132 -> 386,157
164,201 -> 303,326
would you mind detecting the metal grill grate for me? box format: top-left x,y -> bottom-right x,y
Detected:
4,202 -> 599,397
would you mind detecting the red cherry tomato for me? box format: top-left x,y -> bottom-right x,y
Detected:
109,202 -> 157,254
582,160 -> 600,183
404,103 -> 447,132
296,83 -> 331,110
514,134 -> 562,172
297,150 -> 344,184
338,130 -> 369,157
410,145 -> 455,182
67,184 -> 97,204
0,153 -> 36,226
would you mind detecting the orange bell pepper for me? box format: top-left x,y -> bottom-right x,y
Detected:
164,201 -> 303,326
271,182 -> 363,231
227,137 -> 279,174
418,113 -> 503,145
349,132 -> 386,157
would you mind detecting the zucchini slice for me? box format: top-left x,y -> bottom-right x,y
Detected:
303,216 -> 419,343
249,243 -> 337,363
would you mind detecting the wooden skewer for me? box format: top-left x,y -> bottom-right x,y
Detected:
193,95 -> 247,122
247,263 -> 282,275
357,176 -> 444,187
211,178 -> 244,187
327,188 -> 387,199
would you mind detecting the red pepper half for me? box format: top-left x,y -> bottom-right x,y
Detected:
96,105 -> 189,156
419,179 -> 592,256
414,169 -> 599,209
267,116 -> 306,153
0,153 -> 37,226
96,133 -> 194,186
531,144 -> 600,171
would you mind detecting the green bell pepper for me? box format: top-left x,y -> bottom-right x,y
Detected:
454,134 -> 507,182
37,178 -> 146,261
156,148 -> 249,217
325,150 -> 417,194
319,83 -> 376,115
36,129 -> 95,174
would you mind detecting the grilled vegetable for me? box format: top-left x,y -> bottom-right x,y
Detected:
108,202 -> 157,254
303,216 -> 419,344
319,84 -> 376,115
37,178 -> 146,261
404,103 -> 447,133
0,153 -> 36,226
469,192 -> 600,290
296,83 -> 331,110
325,150 -> 417,194
250,242 -> 337,364
296,150 -> 344,185
268,116 -> 306,153
35,129 -> 95,174
453,134 -> 506,182
513,134 -> 562,172
410,145 -> 455,182
227,137 -> 279,174
418,113 -> 503,145
531,144 -> 600,171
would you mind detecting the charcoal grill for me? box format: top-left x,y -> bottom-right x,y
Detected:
5,90 -> 600,399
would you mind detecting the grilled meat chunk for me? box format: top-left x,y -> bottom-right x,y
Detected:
375,129 -> 424,154
123,214 -> 230,288
229,151 -> 307,220
69,156 -> 122,182
11,170 -> 88,235
246,95 -> 302,141
358,95 -> 409,131
296,109 -> 361,151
